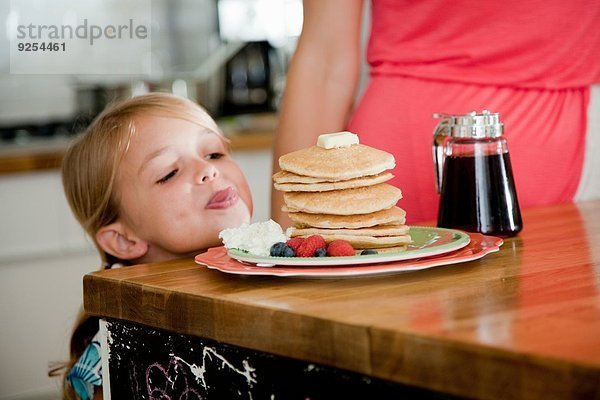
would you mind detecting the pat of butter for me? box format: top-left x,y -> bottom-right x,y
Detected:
316,132 -> 359,149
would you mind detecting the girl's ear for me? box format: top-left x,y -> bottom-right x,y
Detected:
95,221 -> 148,261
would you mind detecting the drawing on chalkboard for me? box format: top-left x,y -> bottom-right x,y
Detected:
145,348 -> 257,399
146,358 -> 203,399
174,348 -> 257,389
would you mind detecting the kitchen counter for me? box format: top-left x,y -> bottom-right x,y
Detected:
83,201 -> 600,399
0,113 -> 276,175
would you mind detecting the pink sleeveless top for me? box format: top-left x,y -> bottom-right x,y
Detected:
348,0 -> 600,223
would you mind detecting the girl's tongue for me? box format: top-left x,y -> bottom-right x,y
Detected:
206,187 -> 238,209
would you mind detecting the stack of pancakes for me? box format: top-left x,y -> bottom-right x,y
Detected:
273,135 -> 411,252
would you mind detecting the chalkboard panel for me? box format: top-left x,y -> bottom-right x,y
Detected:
105,319 -> 462,399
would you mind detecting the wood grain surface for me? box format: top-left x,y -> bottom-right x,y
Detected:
83,201 -> 600,399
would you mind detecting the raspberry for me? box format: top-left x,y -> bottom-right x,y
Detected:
296,235 -> 326,257
286,237 -> 305,252
296,242 -> 317,257
326,240 -> 355,257
306,235 -> 326,249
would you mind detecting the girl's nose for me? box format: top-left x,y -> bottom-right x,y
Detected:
194,160 -> 219,184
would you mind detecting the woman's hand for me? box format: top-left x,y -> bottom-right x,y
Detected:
271,0 -> 365,225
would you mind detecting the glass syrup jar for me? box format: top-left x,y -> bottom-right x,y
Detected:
432,111 -> 523,237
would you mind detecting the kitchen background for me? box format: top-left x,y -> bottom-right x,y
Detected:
0,0 -> 368,398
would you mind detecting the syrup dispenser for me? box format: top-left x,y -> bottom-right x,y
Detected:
433,111 -> 523,237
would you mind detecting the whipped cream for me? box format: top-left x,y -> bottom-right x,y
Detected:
219,219 -> 288,256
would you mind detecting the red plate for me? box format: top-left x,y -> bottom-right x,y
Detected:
194,232 -> 502,278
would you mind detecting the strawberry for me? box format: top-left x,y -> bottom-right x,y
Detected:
326,240 -> 355,257
296,235 -> 326,257
286,237 -> 305,252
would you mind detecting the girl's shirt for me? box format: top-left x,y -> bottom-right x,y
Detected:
67,332 -> 102,400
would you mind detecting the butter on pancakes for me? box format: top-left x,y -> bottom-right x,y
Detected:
274,132 -> 411,251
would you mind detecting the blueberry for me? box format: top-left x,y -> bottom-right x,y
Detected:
270,242 -> 296,257
360,249 -> 378,255
282,245 -> 296,257
314,248 -> 327,257
270,242 -> 288,257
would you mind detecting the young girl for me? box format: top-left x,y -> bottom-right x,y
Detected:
49,92 -> 253,399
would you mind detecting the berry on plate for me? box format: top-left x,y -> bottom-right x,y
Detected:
314,248 -> 327,257
286,237 -> 305,252
360,249 -> 378,255
270,242 -> 296,257
326,240 -> 355,257
296,235 -> 326,257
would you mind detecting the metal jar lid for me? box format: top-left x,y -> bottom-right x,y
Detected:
433,110 -> 504,138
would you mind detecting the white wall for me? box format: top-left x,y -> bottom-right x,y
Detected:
232,148 -> 273,224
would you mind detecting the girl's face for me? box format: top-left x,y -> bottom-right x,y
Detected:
115,115 -> 252,261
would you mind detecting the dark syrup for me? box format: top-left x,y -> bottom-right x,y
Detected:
437,152 -> 523,237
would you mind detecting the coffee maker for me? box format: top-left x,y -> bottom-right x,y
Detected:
220,41 -> 276,116
215,0 -> 302,116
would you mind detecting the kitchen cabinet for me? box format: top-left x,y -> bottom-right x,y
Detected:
0,170 -> 94,260
0,169 -> 99,399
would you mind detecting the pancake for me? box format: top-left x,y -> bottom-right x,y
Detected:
273,170 -> 331,184
283,183 -> 402,215
274,133 -> 411,253
286,206 -> 407,229
289,224 -> 410,237
274,172 -> 393,192
290,233 -> 412,249
278,144 -> 395,180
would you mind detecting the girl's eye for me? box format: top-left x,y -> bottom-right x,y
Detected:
206,153 -> 224,160
156,169 -> 178,184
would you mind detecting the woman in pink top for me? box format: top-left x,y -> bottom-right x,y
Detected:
272,0 -> 600,224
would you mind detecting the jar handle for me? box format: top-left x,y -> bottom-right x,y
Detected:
432,113 -> 450,194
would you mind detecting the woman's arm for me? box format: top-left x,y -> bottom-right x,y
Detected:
271,0 -> 365,226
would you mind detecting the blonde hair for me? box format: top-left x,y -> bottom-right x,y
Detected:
62,92 -> 222,265
51,92 -> 223,398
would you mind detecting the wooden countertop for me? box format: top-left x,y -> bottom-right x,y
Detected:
83,201 -> 600,400
0,114 -> 275,175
